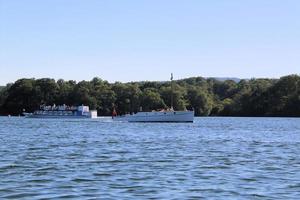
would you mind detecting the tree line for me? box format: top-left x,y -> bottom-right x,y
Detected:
0,75 -> 300,117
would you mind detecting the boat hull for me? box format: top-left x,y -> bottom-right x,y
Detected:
114,111 -> 194,123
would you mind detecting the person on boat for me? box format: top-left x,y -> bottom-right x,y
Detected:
112,107 -> 117,119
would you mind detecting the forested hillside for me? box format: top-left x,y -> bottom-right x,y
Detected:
0,75 -> 299,116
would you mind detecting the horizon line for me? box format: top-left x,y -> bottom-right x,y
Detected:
1,73 -> 299,86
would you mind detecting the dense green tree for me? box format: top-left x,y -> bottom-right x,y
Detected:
265,75 -> 300,116
160,83 -> 187,110
56,79 -> 76,105
112,83 -> 141,115
90,77 -> 116,115
213,80 -> 237,100
72,81 -> 97,109
187,86 -> 213,116
1,75 -> 300,116
2,79 -> 36,114
34,78 -> 59,105
0,84 -> 11,114
141,88 -> 166,111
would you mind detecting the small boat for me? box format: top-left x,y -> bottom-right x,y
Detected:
24,105 -> 97,119
113,74 -> 194,123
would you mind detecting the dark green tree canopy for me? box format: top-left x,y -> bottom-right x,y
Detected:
1,75 -> 300,117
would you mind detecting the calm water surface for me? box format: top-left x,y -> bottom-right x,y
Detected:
0,117 -> 300,199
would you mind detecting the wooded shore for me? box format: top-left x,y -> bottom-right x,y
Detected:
0,75 -> 299,117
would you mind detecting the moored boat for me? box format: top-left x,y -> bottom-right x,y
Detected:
113,74 -> 194,123
113,110 -> 194,122
24,105 -> 97,119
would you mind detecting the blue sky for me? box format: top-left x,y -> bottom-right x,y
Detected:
0,0 -> 299,84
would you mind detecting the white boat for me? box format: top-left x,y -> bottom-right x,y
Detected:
24,105 -> 97,119
113,110 -> 194,122
113,74 -> 194,123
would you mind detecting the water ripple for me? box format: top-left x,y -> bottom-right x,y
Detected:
0,117 -> 300,199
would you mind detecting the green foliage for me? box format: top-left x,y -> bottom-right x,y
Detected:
160,83 -> 187,110
0,84 -> 11,113
186,86 -> 213,116
3,79 -> 37,114
112,83 -> 141,115
141,88 -> 166,111
1,75 -> 300,116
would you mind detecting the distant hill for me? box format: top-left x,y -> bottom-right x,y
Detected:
207,77 -> 243,83
0,86 -> 4,91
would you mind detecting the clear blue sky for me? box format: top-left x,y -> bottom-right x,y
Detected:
0,0 -> 299,85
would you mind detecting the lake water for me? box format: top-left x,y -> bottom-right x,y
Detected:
0,117 -> 300,199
